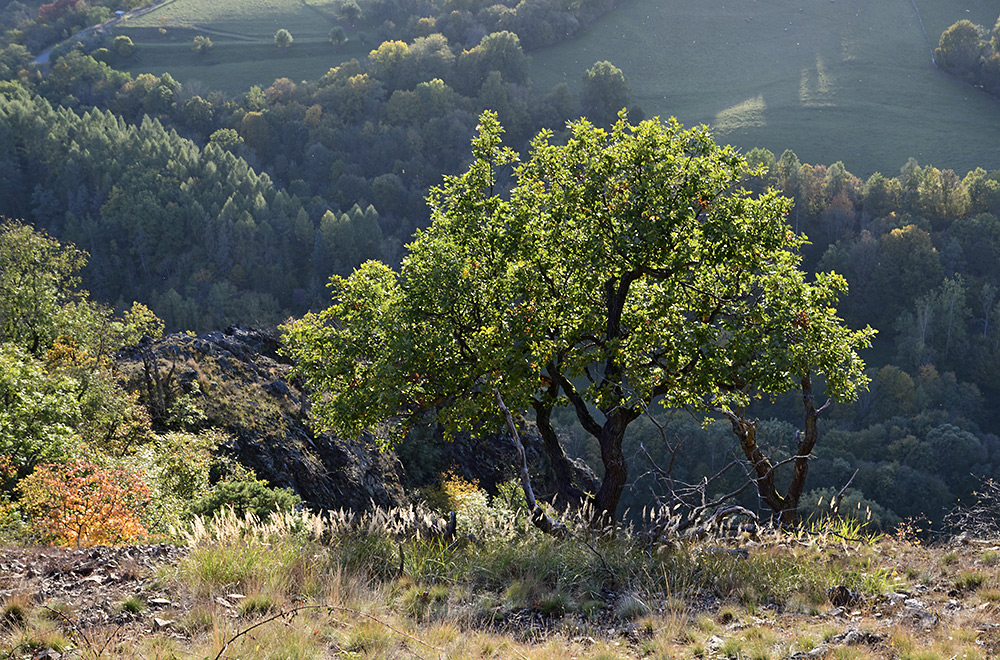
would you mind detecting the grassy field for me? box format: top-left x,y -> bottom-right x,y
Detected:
114,26 -> 370,93
529,0 -> 1000,177
110,0 -> 1000,176
113,0 -> 373,92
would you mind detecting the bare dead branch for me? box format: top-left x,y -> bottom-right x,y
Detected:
831,469 -> 860,518
213,604 -> 442,660
494,388 -> 569,539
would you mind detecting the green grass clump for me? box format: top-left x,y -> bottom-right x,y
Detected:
173,509 -> 327,597
1,600 -> 28,629
400,583 -> 450,621
5,621 -> 72,658
343,619 -> 394,654
613,593 -> 650,620
118,596 -> 147,614
954,570 -> 986,592
238,593 -> 277,616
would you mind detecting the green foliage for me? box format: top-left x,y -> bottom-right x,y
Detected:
283,112 -> 872,521
192,35 -> 213,55
113,35 -> 135,58
457,31 -> 529,92
580,60 -> 629,126
0,221 -> 87,356
0,344 -> 81,481
936,19 -> 984,75
328,26 -> 347,45
189,478 -> 302,520
0,88 -> 316,331
274,28 -> 293,48
0,223 -> 164,508
209,127 -> 244,150
130,430 -> 221,530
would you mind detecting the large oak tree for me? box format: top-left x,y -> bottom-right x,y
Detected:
283,112 -> 874,525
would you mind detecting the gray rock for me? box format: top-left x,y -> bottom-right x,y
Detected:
828,628 -> 885,645
789,644 -> 829,659
115,326 -> 409,512
152,618 -> 174,631
903,600 -> 939,628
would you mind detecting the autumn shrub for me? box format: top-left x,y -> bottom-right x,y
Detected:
18,458 -> 152,547
419,472 -> 529,542
421,470 -> 482,513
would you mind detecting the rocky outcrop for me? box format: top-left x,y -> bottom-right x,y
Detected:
115,325 -> 409,511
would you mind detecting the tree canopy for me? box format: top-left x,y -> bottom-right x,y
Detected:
285,112 -> 876,524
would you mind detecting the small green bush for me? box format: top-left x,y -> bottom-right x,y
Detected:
329,26 -> 347,45
113,35 -> 135,57
190,478 -> 301,520
274,29 -> 293,48
238,593 -> 276,616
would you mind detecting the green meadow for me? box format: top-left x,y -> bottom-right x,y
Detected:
112,0 -> 1000,176
529,0 -> 1000,176
114,0 -> 371,92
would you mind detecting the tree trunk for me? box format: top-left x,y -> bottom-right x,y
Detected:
532,399 -> 590,508
591,412 -> 630,527
725,411 -> 789,520
724,374 -> 830,526
782,374 -> 829,525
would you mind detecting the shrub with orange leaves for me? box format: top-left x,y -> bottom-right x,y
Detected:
18,459 -> 152,547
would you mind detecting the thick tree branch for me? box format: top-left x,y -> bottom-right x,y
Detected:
531,379 -> 589,507
554,372 -> 603,437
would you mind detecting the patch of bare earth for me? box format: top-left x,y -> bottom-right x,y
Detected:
1,545 -> 189,645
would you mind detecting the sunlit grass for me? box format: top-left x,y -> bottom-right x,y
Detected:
7,504 -> 991,660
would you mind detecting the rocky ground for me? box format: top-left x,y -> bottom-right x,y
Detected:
3,535 -> 1000,660
0,545 -> 190,644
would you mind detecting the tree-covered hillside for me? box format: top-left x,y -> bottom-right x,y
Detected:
0,1 -> 999,535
